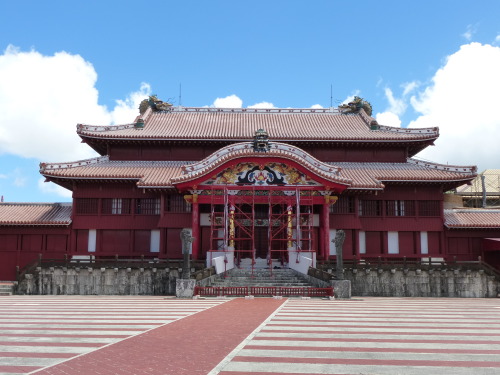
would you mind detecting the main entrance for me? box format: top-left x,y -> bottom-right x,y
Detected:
203,188 -> 318,271
254,226 -> 268,259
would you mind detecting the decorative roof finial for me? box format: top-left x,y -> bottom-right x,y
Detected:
139,95 -> 173,113
253,129 -> 270,152
339,96 -> 373,116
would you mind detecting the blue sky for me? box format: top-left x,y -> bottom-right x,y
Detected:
1,1 -> 500,202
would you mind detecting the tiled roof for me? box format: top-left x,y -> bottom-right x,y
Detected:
444,209 -> 500,228
40,156 -> 185,188
77,107 -> 439,142
0,203 -> 72,226
334,159 -> 476,189
40,155 -> 475,190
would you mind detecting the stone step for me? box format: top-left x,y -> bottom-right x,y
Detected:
0,283 -> 14,296
210,268 -> 316,289
219,275 -> 305,279
210,283 -> 313,287
227,271 -> 296,276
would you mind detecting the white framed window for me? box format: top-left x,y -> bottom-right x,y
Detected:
388,231 -> 399,254
88,229 -> 96,252
359,231 -> 366,254
150,230 -> 160,253
420,231 -> 429,254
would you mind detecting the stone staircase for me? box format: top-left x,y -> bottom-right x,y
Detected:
0,281 -> 15,296
210,268 -> 316,288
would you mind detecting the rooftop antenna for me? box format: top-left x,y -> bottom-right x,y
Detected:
179,83 -> 182,107
330,84 -> 333,108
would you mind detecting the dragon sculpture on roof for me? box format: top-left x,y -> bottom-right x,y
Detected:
139,95 -> 173,114
339,96 -> 373,116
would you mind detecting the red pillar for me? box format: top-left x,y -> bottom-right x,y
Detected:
322,201 -> 330,260
191,195 -> 200,260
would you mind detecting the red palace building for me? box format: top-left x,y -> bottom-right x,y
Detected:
1,98 -> 500,281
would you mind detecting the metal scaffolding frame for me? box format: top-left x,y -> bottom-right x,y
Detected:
458,170 -> 500,208
207,187 -> 316,274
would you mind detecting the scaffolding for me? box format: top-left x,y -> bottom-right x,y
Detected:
457,170 -> 500,208
208,187 -> 317,274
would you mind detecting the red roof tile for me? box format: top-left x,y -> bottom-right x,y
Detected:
336,159 -> 476,189
40,155 -> 475,191
0,203 -> 72,226
77,107 -> 439,142
444,209 -> 500,228
40,157 -> 184,188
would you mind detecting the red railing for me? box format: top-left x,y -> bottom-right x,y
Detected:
194,286 -> 333,297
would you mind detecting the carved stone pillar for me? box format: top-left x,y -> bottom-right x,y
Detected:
191,194 -> 199,260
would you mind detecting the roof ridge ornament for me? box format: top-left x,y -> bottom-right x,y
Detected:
139,95 -> 173,113
339,96 -> 373,116
253,128 -> 270,152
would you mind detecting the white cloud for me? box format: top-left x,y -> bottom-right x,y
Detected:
341,91 -> 360,105
408,42 -> 500,171
375,112 -> 401,127
37,178 -> 72,198
402,81 -> 420,96
310,104 -> 323,109
462,24 -> 477,41
495,34 -> 500,45
248,101 -> 276,109
384,87 -> 406,116
374,87 -> 407,127
213,94 -> 243,108
111,82 -> 151,124
0,45 -> 150,163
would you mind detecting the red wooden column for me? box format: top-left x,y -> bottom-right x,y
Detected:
322,198 -> 330,260
191,194 -> 200,260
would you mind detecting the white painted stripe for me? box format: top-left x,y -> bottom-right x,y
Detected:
0,345 -> 96,353
255,332 -> 500,340
246,339 -> 500,350
0,357 -> 61,366
0,324 -> 159,329
0,336 -> 120,344
223,361 -> 500,375
0,330 -> 143,335
262,326 -> 500,333
238,348 -> 500,362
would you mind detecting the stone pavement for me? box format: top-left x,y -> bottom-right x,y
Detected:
0,296 -> 499,374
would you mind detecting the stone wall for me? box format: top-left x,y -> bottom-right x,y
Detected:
17,267 -> 181,295
15,265 -> 500,298
346,268 -> 498,298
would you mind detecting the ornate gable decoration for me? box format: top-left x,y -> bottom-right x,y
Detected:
203,162 -> 321,186
253,129 -> 270,152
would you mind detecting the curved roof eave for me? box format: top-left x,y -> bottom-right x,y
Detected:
171,142 -> 352,188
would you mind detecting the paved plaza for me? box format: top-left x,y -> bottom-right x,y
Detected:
0,296 -> 499,374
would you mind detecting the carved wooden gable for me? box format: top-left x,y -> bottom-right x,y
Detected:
202,162 -> 321,186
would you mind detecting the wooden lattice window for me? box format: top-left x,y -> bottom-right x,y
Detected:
358,200 -> 382,216
165,195 -> 191,213
330,196 -> 355,214
75,198 -> 98,215
102,198 -> 131,215
385,200 -> 415,216
418,200 -> 441,216
136,198 -> 160,215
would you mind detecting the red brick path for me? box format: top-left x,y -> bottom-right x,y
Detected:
34,298 -> 285,375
